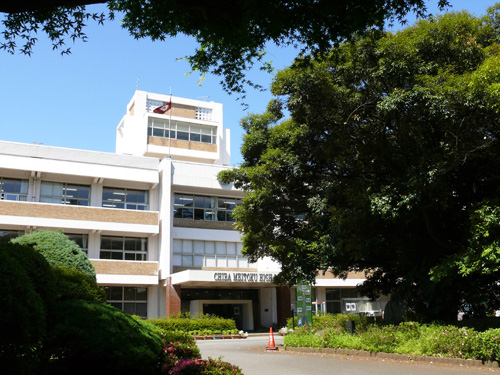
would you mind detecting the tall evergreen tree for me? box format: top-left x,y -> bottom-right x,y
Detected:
220,6 -> 500,321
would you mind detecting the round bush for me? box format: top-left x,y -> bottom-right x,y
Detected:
11,230 -> 95,278
44,300 -> 163,375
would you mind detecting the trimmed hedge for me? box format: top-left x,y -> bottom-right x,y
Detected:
147,313 -> 238,334
286,313 -> 373,333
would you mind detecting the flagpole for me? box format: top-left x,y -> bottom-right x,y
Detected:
168,89 -> 172,157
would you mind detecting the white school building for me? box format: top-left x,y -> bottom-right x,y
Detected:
0,90 -> 386,330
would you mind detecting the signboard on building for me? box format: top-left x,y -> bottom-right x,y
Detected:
212,271 -> 276,283
297,279 -> 312,326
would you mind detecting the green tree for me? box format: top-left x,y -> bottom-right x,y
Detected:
0,1 -> 449,97
219,8 -> 500,321
11,229 -> 96,279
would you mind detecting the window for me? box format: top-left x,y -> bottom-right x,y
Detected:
0,230 -> 24,243
66,233 -> 89,255
100,236 -> 147,261
326,288 -> 359,314
173,194 -> 241,222
172,239 -> 252,269
195,107 -> 213,121
40,181 -> 90,206
102,187 -> 149,210
104,286 -> 147,318
0,177 -> 28,201
148,118 -> 217,145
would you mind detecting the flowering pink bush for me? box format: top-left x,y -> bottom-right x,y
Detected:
162,341 -> 242,374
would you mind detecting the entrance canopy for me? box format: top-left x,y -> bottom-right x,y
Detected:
168,269 -> 279,288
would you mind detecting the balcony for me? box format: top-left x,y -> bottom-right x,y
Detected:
0,200 -> 159,235
92,259 -> 159,286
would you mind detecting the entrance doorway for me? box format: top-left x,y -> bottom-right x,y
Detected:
203,303 -> 244,329
189,299 -> 254,330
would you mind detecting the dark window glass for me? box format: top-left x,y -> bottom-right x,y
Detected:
136,288 -> 147,301
135,304 -> 147,317
182,208 -> 193,219
326,289 -> 341,300
177,131 -> 189,141
194,209 -> 204,220
194,196 -> 205,208
174,208 -> 183,218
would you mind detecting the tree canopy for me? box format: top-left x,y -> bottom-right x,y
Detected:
219,6 -> 500,321
1,0 -> 449,97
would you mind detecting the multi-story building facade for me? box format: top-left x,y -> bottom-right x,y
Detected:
0,90 -> 386,330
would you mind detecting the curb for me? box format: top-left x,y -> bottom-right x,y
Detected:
283,347 -> 500,368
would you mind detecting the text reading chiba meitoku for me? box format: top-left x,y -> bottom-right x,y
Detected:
213,272 -> 275,283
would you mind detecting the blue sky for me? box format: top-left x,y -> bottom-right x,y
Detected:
0,1 -> 497,166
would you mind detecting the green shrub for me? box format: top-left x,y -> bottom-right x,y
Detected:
286,313 -> 372,333
284,331 -> 325,348
202,357 -> 243,374
473,328 -> 500,362
285,319 -> 492,361
51,266 -> 106,302
148,313 -> 237,334
11,230 -> 95,278
43,300 -> 163,375
416,325 -> 478,359
1,241 -> 56,310
0,244 -> 47,370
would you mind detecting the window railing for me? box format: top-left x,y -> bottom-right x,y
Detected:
0,177 -> 29,201
0,193 -> 27,201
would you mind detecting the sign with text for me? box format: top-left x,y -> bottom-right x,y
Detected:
213,272 -> 276,283
297,279 -> 312,326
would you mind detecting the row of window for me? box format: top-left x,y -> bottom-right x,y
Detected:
172,239 -> 252,268
0,178 -> 149,210
1,231 -> 255,269
148,118 -> 217,145
1,179 -> 241,221
173,194 -> 241,222
104,286 -> 147,318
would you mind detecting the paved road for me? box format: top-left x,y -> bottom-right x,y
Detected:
197,335 -> 500,375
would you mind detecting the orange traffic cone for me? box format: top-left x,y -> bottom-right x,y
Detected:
266,327 -> 278,351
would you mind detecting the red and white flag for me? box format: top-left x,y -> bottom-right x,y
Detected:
153,101 -> 172,114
